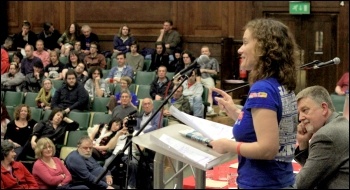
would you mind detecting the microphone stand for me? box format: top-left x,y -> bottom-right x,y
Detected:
94,67 -> 196,185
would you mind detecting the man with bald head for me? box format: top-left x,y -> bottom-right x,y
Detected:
136,98 -> 163,133
21,44 -> 43,75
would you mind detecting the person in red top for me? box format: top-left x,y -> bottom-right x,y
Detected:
32,137 -> 88,189
1,37 -> 13,75
1,140 -> 38,189
335,72 -> 349,95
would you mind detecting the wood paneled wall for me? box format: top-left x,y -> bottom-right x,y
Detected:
6,1 -> 349,93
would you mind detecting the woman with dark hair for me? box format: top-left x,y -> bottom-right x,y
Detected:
1,62 -> 25,92
29,108 -> 79,157
112,25 -> 134,57
88,118 -> 124,160
150,41 -> 169,72
62,50 -> 88,80
168,47 -> 183,73
11,51 -> 23,68
4,104 -> 37,158
1,102 -> 11,142
84,66 -> 109,101
210,18 -> 300,188
57,22 -> 80,57
1,140 -> 38,189
126,41 -> 144,73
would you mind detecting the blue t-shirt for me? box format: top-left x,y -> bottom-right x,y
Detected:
233,78 -> 298,189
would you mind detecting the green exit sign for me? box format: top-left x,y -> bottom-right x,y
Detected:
289,1 -> 310,14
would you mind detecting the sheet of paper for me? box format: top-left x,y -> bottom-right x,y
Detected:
169,105 -> 234,140
152,134 -> 216,167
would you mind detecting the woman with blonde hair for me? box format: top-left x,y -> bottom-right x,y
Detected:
35,78 -> 56,110
32,137 -> 88,189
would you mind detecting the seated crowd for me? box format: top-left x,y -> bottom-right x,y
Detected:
2,19 -> 348,189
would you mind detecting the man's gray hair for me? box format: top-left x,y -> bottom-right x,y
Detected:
296,85 -> 335,112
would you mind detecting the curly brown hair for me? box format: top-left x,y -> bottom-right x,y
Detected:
14,104 -> 31,121
244,18 -> 300,92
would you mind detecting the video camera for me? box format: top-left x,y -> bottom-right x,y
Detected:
125,110 -> 137,134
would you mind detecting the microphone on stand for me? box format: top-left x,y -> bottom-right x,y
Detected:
300,57 -> 340,69
312,57 -> 340,69
172,55 -> 210,80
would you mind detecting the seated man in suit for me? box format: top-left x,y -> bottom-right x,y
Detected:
136,98 -> 163,133
294,85 -> 349,189
51,69 -> 89,113
65,136 -> 115,189
163,85 -> 191,126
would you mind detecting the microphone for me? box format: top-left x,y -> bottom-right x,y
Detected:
313,57 -> 340,69
299,60 -> 321,69
172,55 -> 210,80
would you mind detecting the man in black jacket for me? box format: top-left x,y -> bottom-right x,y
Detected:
150,65 -> 173,100
51,69 -> 89,113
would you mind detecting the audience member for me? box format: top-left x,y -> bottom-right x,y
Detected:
44,50 -> 64,80
180,70 -> 204,118
112,25 -> 134,57
1,37 -> 13,74
79,25 -> 99,55
57,22 -> 80,57
106,53 -> 134,84
20,44 -> 43,75
73,40 -> 86,61
83,41 -> 106,69
199,46 -> 220,116
62,50 -> 88,80
1,62 -> 25,92
38,22 -> 61,51
89,118 -> 122,161
156,19 -> 181,56
65,136 -> 115,189
4,104 -> 37,159
33,39 -> 50,67
107,76 -> 139,114
28,108 -> 79,158
11,51 -> 23,69
75,62 -> 89,84
1,102 -> 11,142
181,50 -> 195,68
149,41 -> 169,72
32,137 -> 89,189
22,61 -> 45,93
163,85 -> 191,125
84,66 -> 109,101
136,98 -> 163,133
150,65 -> 173,100
35,78 -> 56,110
104,119 -> 142,189
12,20 -> 38,51
126,41 -> 144,73
209,18 -> 299,189
51,69 -> 89,112
335,71 -> 349,95
168,47 -> 183,73
1,140 -> 38,189
111,90 -> 137,120
294,85 -> 349,189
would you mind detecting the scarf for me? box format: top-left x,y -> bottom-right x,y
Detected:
35,87 -> 55,106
